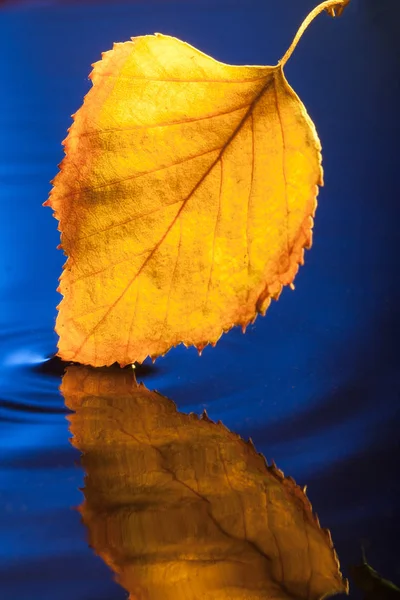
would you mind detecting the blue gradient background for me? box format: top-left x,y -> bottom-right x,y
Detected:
0,0 -> 399,598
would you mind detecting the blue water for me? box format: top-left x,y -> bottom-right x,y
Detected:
1,0 -> 399,598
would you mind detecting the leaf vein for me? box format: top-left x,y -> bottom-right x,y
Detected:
93,73 -> 269,84
71,104 -> 250,138
69,248 -> 152,284
70,76 -> 275,360
273,77 -> 290,268
57,146 -> 221,202
246,113 -> 255,279
75,199 -> 185,243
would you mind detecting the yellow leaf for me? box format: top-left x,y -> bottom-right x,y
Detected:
46,0 -> 350,366
63,365 -> 349,600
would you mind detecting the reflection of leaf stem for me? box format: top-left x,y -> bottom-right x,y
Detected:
361,544 -> 367,564
280,0 -> 351,68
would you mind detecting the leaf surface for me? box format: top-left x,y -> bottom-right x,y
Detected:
47,1 -> 349,366
63,365 -> 348,600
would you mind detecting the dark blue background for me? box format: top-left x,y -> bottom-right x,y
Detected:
1,1 -> 399,598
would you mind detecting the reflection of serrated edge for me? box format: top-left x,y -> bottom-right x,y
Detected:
142,375 -> 339,556
130,378 -> 348,595
192,396 -> 348,594
63,365 -> 348,595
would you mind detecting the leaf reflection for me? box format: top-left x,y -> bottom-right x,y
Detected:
61,366 -> 348,599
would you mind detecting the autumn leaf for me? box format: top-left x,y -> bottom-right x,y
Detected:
46,0 -> 350,366
63,365 -> 349,600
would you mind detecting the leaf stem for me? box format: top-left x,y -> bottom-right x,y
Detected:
279,0 -> 350,68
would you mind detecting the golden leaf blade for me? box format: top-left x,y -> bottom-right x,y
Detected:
63,365 -> 348,599
47,1 -> 350,366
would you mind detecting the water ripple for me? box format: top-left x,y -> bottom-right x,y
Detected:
0,326 -> 64,422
